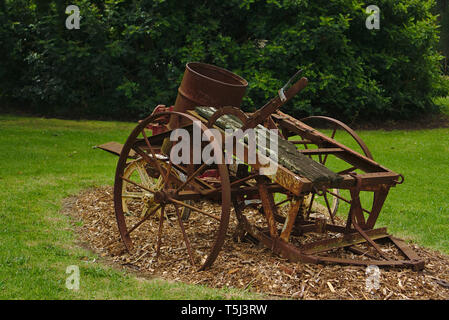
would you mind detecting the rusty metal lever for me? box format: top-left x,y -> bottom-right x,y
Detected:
242,72 -> 308,130
278,69 -> 303,102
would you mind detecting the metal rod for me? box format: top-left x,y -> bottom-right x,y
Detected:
205,173 -> 259,195
175,204 -> 195,266
275,197 -> 291,207
155,206 -> 165,260
305,193 -> 315,220
125,205 -> 161,237
325,189 -> 372,215
338,167 -> 357,175
142,129 -> 165,176
322,127 -> 337,165
352,221 -> 389,260
121,176 -> 156,194
323,193 -> 335,224
176,163 -> 208,193
168,197 -> 221,221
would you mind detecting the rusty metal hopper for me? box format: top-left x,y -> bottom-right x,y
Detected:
169,62 -> 248,128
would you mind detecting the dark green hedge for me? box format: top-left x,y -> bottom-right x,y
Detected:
437,0 -> 449,73
0,0 -> 447,122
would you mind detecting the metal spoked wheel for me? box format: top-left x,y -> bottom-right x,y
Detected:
114,111 -> 231,270
298,116 -> 375,224
121,158 -> 160,218
121,157 -> 193,219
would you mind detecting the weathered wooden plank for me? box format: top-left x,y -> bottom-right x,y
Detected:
188,109 -> 310,195
195,107 -> 342,185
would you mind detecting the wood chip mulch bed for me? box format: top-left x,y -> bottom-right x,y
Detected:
63,186 -> 449,300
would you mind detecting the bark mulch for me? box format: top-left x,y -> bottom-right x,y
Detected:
63,186 -> 449,300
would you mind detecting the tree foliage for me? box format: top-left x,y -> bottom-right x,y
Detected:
437,0 -> 449,73
0,0 -> 447,121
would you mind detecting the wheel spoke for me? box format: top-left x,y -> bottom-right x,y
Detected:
132,145 -> 172,185
132,145 -> 159,167
323,193 -> 335,224
122,191 -> 145,199
175,163 -> 208,193
125,204 -> 161,237
121,176 -> 156,194
325,190 -> 371,215
141,129 -> 165,176
330,127 -> 337,139
172,163 -> 215,190
302,137 -> 313,159
305,193 -> 315,219
159,161 -> 173,189
135,161 -> 153,187
107,204 -> 162,247
205,173 -> 258,196
321,127 -> 336,165
140,206 -> 149,218
174,205 -> 195,266
168,197 -> 221,221
338,167 -> 357,175
155,206 -> 165,260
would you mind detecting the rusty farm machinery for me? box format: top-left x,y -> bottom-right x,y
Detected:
97,62 -> 424,271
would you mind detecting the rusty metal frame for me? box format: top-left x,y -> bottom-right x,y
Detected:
194,98 -> 423,270
99,62 -> 424,271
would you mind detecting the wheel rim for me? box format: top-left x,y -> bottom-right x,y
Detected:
114,111 -> 231,270
300,116 -> 373,159
298,116 -> 375,224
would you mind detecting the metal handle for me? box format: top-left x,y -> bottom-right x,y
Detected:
278,69 -> 303,102
243,70 -> 307,130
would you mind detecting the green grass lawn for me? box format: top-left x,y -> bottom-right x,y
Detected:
0,114 -> 448,299
330,129 -> 449,252
0,115 -> 257,299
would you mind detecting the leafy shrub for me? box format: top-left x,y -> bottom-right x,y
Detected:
436,0 -> 448,74
0,0 -> 447,122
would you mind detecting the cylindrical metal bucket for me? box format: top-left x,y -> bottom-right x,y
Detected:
173,62 -> 248,115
